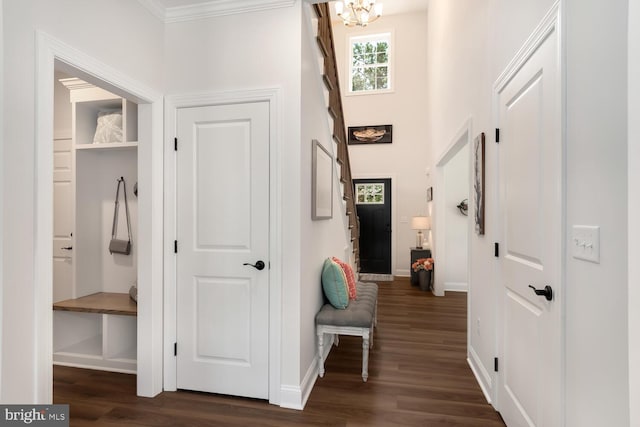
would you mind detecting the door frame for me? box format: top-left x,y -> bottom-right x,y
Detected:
34,32 -> 164,401
164,88 -> 283,405
493,1 -> 566,419
352,174 -> 397,276
434,118 -> 473,298
353,178 -> 393,274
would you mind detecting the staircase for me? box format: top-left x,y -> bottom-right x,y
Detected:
312,2 -> 361,269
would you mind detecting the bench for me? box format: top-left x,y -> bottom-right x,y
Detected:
316,281 -> 378,382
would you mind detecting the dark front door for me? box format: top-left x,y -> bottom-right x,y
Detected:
354,178 -> 391,274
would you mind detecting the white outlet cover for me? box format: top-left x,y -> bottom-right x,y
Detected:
571,225 -> 600,263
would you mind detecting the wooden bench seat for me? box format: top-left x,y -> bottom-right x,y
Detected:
316,282 -> 378,382
53,292 -> 137,316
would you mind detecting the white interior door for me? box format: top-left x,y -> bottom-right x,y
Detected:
496,11 -> 562,427
53,138 -> 74,303
176,101 -> 270,399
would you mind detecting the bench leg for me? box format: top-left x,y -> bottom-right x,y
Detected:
317,328 -> 325,378
370,325 -> 374,349
334,334 -> 339,347
362,329 -> 370,382
374,301 -> 378,327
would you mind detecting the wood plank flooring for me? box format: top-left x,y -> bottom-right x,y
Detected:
54,277 -> 504,426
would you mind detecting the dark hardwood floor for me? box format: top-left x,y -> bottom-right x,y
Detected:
54,277 -> 504,426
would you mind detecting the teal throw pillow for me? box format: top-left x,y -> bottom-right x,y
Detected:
321,258 -> 349,309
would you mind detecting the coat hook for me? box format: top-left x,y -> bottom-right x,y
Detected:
457,199 -> 468,216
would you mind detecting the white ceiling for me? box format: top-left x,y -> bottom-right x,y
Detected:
363,0 -> 428,16
150,0 -> 214,7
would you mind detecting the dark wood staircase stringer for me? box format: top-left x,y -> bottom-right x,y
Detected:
313,3 -> 360,269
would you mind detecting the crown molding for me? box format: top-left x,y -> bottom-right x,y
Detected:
137,0 -> 167,22
138,0 -> 297,24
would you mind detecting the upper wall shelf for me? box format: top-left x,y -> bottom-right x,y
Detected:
60,77 -> 138,146
75,142 -> 138,151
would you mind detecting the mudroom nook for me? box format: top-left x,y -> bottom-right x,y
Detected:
52,73 -> 139,374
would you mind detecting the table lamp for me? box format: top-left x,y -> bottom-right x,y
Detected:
411,216 -> 431,249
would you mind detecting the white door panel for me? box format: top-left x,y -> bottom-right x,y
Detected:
53,258 -> 73,303
497,10 -> 562,427
53,139 -> 73,302
176,101 -> 270,399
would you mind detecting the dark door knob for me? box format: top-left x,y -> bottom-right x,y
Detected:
243,260 -> 265,271
529,285 -> 553,301
61,246 -> 73,250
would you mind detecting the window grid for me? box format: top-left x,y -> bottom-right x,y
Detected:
349,34 -> 391,94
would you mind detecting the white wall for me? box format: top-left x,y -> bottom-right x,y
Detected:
442,146 -> 469,291
426,0 -> 495,399
163,3 -> 305,401
298,4 -> 353,406
0,0 -> 4,402
629,2 -> 640,425
2,0 -> 164,403
427,0 -> 631,423
564,0 -> 629,425
333,12 -> 429,277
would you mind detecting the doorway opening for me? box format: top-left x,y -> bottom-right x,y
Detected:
354,178 -> 392,275
434,120 -> 472,296
35,32 -> 164,402
52,63 -> 139,377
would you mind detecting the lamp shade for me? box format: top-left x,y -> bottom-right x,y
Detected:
411,216 -> 431,230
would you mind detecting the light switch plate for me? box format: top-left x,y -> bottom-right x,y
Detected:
572,225 -> 600,263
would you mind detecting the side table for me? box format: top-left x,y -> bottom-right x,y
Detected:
410,248 -> 432,286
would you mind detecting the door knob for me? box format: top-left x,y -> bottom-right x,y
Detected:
243,260 -> 266,271
528,285 -> 553,301
61,246 -> 73,250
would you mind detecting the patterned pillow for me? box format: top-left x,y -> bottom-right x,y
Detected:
332,257 -> 357,300
321,258 -> 349,309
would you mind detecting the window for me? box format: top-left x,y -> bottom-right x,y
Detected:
348,33 -> 392,94
355,183 -> 385,204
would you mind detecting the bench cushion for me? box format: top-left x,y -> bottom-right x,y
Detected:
316,282 -> 378,327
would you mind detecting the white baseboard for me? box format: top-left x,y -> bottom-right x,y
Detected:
395,269 -> 410,277
468,346 -> 493,406
279,384 -> 303,410
445,282 -> 468,292
280,334 -> 334,410
280,360 -> 318,410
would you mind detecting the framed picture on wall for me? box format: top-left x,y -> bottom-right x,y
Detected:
426,187 -> 433,202
474,132 -> 485,235
347,124 -> 393,145
312,140 -> 333,220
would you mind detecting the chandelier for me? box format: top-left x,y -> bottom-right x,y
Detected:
335,1 -> 383,27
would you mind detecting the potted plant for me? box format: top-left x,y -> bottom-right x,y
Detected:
412,257 -> 434,291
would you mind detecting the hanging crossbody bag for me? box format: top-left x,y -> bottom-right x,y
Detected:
109,177 -> 132,255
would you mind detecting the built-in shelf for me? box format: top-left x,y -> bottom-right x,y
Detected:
55,335 -> 103,358
75,141 -> 138,151
54,292 -> 137,316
